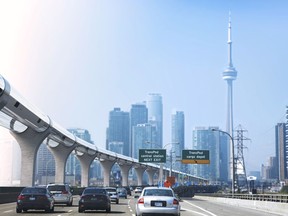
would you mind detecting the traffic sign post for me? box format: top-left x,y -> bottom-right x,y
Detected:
139,149 -> 166,163
182,150 -> 210,164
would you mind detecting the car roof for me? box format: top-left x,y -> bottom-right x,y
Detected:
143,186 -> 173,190
85,187 -> 105,189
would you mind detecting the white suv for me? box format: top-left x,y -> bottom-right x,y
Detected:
47,183 -> 73,206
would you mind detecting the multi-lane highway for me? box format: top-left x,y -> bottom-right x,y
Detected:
0,195 -> 281,216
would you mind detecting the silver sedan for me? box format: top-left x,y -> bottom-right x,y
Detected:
135,186 -> 181,216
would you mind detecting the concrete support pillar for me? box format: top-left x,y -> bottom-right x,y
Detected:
119,164 -> 132,187
48,145 -> 75,184
10,127 -> 50,186
146,168 -> 157,186
77,153 -> 96,187
134,166 -> 146,186
100,160 -> 115,187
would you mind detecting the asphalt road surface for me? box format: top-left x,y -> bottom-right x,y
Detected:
0,195 -> 281,216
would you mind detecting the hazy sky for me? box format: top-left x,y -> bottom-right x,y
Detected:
0,0 -> 287,172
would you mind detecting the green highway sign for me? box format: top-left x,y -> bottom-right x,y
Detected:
182,150 -> 210,164
139,149 -> 166,163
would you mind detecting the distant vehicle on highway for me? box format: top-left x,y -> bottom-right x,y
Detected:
123,186 -> 132,196
135,186 -> 181,216
16,186 -> 55,213
78,187 -> 111,213
46,183 -> 73,206
134,186 -> 143,194
117,187 -> 128,199
105,187 -> 119,204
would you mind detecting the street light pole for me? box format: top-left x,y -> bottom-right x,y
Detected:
169,149 -> 172,177
212,128 -> 235,196
159,142 -> 179,186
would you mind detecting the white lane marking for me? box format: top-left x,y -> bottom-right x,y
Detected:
181,207 -> 212,216
183,200 -> 218,216
3,210 -> 13,213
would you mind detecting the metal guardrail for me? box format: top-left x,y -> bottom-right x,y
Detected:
200,193 -> 288,203
226,194 -> 288,203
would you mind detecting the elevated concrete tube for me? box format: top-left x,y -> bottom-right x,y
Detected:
76,153 -> 96,187
146,168 -> 157,186
48,144 -> 75,184
99,159 -> 115,187
118,164 -> 132,187
10,127 -> 50,186
134,166 -> 146,186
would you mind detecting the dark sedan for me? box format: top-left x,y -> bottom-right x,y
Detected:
78,187 -> 111,213
16,186 -> 54,213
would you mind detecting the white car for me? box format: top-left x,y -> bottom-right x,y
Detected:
135,187 -> 180,216
134,187 -> 143,194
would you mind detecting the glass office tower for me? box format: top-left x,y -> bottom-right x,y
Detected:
146,93 -> 163,149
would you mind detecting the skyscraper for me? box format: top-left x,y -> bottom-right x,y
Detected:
132,123 -> 157,159
171,111 -> 185,172
68,128 -> 93,144
146,93 -> 163,149
66,128 -> 96,185
130,103 -> 148,156
223,15 -> 237,181
130,103 -> 148,129
106,108 -> 130,156
275,123 -> 286,181
192,127 -> 229,183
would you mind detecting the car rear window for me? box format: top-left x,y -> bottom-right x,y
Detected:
84,188 -> 106,195
47,185 -> 66,191
144,189 -> 173,197
22,188 -> 47,194
105,188 -> 116,192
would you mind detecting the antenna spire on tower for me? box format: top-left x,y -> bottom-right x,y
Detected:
228,11 -> 233,68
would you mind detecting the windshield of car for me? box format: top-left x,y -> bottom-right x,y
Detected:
84,188 -> 107,195
22,188 -> 47,194
143,189 -> 173,197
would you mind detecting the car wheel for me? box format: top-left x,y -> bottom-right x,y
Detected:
67,199 -> 73,206
116,199 -> 119,204
78,207 -> 84,213
106,206 -> 111,213
16,207 -> 22,213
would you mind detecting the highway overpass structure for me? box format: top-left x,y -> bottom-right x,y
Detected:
0,74 -> 207,187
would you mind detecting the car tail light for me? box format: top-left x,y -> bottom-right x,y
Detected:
17,195 -> 25,200
173,199 -> 179,205
62,190 -> 68,194
79,195 -> 86,202
138,197 -> 144,204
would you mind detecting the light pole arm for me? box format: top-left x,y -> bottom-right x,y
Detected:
212,128 -> 235,196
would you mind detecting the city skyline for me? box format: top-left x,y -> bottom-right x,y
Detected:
0,1 -> 288,173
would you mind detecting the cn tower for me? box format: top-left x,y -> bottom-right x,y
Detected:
222,15 -> 237,183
